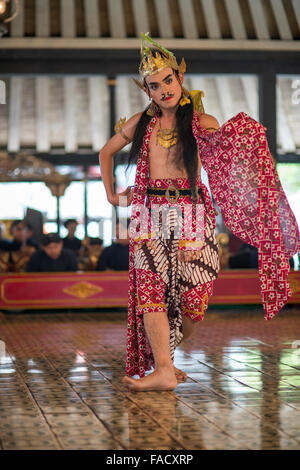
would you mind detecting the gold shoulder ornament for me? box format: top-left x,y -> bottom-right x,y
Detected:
114,117 -> 131,144
179,89 -> 205,113
189,90 -> 205,114
114,117 -> 127,133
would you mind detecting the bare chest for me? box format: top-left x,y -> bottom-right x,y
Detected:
148,124 -> 186,179
148,124 -> 201,179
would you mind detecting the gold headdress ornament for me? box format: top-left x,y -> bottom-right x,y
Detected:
115,32 -> 205,131
132,32 -> 186,90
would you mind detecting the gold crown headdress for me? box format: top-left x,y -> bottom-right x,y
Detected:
133,32 -> 186,90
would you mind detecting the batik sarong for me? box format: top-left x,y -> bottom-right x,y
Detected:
134,176 -> 219,362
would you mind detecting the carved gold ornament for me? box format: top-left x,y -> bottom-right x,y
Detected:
63,282 -> 103,299
156,117 -> 178,149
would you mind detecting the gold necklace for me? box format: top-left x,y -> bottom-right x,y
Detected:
156,117 -> 178,149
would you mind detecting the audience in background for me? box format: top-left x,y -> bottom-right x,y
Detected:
27,233 -> 78,272
23,221 -> 39,249
0,222 -> 11,251
0,220 -> 37,272
1,219 -> 296,273
229,242 -> 294,269
9,220 -> 38,251
0,222 -> 10,272
97,223 -> 129,271
63,219 -> 82,254
229,243 -> 259,269
0,222 -> 5,241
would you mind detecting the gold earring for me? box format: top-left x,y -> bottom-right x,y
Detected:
146,100 -> 159,116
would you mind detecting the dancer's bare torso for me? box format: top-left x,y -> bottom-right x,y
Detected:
126,111 -> 219,179
148,119 -> 199,179
99,111 -> 219,207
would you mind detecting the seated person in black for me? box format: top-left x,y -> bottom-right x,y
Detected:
229,243 -> 259,269
63,219 -> 82,254
97,223 -> 129,271
0,222 -> 11,272
27,233 -> 78,272
229,242 -> 295,269
24,221 -> 40,249
0,221 -> 11,251
0,220 -> 37,272
5,220 -> 38,251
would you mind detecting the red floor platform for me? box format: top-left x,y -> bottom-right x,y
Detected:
0,270 -> 299,310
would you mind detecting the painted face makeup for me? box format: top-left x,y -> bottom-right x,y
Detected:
145,67 -> 183,109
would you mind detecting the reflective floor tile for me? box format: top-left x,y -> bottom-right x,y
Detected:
0,308 -> 299,450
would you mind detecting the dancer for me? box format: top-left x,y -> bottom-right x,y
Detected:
99,33 -> 300,391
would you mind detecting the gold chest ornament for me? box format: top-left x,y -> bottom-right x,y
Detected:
156,117 -> 178,149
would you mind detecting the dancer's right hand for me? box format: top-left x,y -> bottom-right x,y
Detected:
109,186 -> 134,207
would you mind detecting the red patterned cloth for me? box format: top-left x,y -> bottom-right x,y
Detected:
125,111 -> 300,378
181,281 -> 213,321
192,111 -> 300,320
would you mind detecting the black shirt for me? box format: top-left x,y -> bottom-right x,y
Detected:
0,239 -> 39,251
0,240 -> 12,251
27,248 -> 78,272
97,243 -> 129,271
63,237 -> 82,253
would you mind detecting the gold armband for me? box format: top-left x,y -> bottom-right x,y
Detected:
114,117 -> 131,144
119,128 -> 131,144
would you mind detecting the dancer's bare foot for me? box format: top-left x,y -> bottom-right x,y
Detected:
122,366 -> 177,392
174,366 -> 187,383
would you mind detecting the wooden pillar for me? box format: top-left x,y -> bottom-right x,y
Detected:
259,71 -> 277,159
56,196 -> 60,235
108,76 -> 116,139
108,76 -> 118,226
84,169 -> 88,238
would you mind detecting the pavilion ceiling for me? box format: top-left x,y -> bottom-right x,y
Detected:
0,0 -> 299,158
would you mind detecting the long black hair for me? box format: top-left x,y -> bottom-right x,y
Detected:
127,58 -> 198,201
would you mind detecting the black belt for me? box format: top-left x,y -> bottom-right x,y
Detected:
147,186 -> 203,203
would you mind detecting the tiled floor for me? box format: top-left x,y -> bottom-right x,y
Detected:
0,307 -> 300,450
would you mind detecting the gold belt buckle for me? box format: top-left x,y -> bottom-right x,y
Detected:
165,184 -> 180,203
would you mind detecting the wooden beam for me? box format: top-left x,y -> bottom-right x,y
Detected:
248,0 -> 270,40
224,0 -> 247,39
200,0 -> 221,39
178,0 -> 198,39
60,0 -> 76,37
88,77 -> 109,151
270,0 -> 293,40
35,0 -> 50,37
64,77 -> 77,152
107,0 -> 126,38
1,38 -> 300,52
36,77 -> 50,152
154,0 -> 173,38
10,0 -> 24,37
7,77 -> 22,152
132,0 -> 150,36
84,0 -> 100,38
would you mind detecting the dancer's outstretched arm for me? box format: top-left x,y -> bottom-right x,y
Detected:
99,112 -> 142,207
